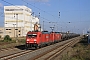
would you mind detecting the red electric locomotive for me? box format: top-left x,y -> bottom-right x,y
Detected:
26,31 -> 62,49
26,31 -> 41,48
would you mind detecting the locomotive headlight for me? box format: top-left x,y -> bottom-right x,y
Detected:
34,42 -> 36,43
27,39 -> 29,41
34,39 -> 37,41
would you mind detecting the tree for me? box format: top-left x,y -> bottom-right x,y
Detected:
4,35 -> 12,42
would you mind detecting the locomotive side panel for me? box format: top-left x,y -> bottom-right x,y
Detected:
51,32 -> 55,42
41,33 -> 50,44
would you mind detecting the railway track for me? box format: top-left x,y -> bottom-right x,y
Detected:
0,50 -> 32,60
0,48 -> 18,52
0,36 -> 82,60
31,36 -> 81,60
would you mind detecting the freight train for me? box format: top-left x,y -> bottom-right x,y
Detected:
25,31 -> 80,49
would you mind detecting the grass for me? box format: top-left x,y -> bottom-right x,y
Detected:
0,37 -> 26,49
0,37 -> 26,43
62,36 -> 90,60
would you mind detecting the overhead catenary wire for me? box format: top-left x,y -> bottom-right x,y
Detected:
0,8 -> 24,21
21,0 -> 59,21
0,2 -> 54,31
1,0 -> 56,23
0,8 -> 52,26
1,0 -> 89,24
0,5 -> 89,24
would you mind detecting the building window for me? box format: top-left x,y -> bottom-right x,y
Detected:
15,29 -> 18,30
5,9 -> 23,11
19,30 -> 20,32
6,29 -> 11,30
6,29 -> 8,30
9,29 -> 11,30
19,34 -> 20,35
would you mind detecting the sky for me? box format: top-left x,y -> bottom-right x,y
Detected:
0,0 -> 90,34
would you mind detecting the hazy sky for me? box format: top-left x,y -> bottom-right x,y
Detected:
0,0 -> 90,34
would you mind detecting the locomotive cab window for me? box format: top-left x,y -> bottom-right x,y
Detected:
27,34 -> 37,38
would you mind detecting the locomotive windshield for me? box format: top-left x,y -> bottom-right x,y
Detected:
27,34 -> 37,38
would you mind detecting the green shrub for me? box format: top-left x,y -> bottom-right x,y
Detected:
4,35 -> 12,42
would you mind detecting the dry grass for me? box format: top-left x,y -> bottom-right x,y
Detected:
0,37 -> 26,49
62,37 -> 90,60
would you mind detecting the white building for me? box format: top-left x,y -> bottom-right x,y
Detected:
4,6 -> 39,37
